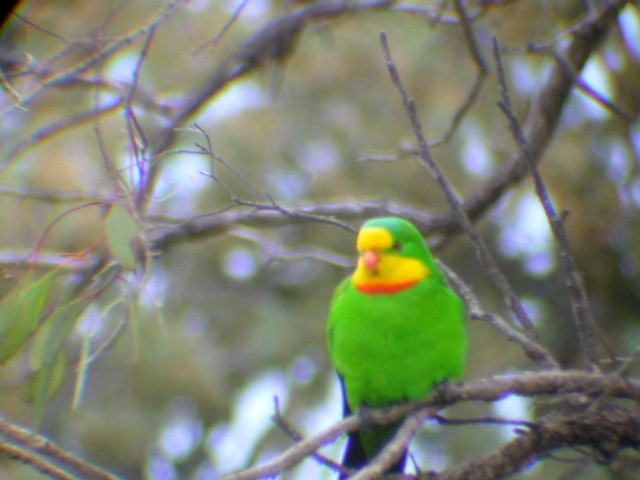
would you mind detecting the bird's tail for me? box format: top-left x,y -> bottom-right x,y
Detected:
339,423 -> 407,479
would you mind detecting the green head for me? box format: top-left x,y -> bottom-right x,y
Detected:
352,217 -> 441,294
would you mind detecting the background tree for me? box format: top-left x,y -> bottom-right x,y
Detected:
0,1 -> 638,479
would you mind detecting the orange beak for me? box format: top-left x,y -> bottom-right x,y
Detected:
362,249 -> 381,270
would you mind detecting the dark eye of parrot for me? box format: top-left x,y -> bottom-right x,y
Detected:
392,241 -> 402,251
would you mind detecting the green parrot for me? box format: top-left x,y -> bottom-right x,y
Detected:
327,217 -> 467,478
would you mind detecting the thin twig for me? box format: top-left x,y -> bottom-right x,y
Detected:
2,0 -> 184,117
493,37 -> 601,371
525,43 -> 632,122
271,397 -> 347,475
452,0 -> 488,72
219,416 -> 359,480
230,226 -> 352,267
616,346 -> 640,378
379,32 -> 544,355
140,0 -> 395,213
0,185 -> 100,203
453,0 -> 628,234
422,0 -> 488,147
431,413 -> 537,429
125,23 -> 157,212
1,99 -> 123,171
439,260 -> 558,369
192,123 -> 260,199
193,0 -> 250,56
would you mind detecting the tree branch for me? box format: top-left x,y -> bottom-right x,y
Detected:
456,0 -> 629,231
438,260 -> 558,369
493,37 -> 601,371
220,371 -> 640,480
380,31 -> 543,354
140,0 -> 395,212
0,416 -> 121,480
435,403 -> 640,480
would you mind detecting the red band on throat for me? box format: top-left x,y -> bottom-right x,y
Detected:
355,279 -> 419,294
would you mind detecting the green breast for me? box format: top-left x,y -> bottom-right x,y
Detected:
327,278 -> 467,411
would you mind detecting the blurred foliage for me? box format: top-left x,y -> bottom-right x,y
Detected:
0,0 -> 639,479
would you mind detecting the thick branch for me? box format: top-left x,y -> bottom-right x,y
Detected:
436,403 -> 640,480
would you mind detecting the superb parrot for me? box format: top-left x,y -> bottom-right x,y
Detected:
327,217 -> 467,478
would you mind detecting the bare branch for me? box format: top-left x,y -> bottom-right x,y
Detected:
457,0 -> 629,232
147,199 -> 441,252
0,250 -> 95,270
219,371 -> 640,480
219,416 -> 359,480
0,439 -> 77,480
0,416 -> 122,480
125,23 -> 158,212
193,0 -> 250,56
2,0 -> 184,116
493,37 -> 601,371
524,43 -> 632,121
0,185 -> 101,203
230,226 -> 352,267
435,403 -> 640,480
452,0 -> 488,72
439,260 -> 559,369
422,0 -> 489,147
272,398 -> 347,475
1,98 -> 123,171
380,31 -> 543,355
140,0 -> 395,212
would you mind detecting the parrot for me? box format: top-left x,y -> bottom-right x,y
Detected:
327,217 -> 467,478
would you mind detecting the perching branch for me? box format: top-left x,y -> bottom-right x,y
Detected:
219,371 -> 640,480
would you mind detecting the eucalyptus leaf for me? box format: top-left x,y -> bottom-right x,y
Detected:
105,202 -> 139,270
29,298 -> 89,371
0,270 -> 58,363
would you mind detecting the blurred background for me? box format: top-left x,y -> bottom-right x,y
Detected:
0,0 -> 639,479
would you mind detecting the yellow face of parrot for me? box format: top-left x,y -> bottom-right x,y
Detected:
351,226 -> 429,294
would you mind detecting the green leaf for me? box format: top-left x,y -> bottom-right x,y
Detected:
29,298 -> 88,371
0,270 -> 58,363
105,202 -> 139,270
25,349 -> 67,423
